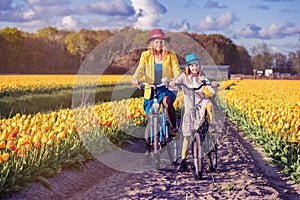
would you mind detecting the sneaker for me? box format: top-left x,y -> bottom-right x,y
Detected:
178,159 -> 188,172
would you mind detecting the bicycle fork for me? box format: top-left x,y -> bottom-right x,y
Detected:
150,113 -> 168,146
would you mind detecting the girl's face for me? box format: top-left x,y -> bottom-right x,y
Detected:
153,39 -> 164,51
189,62 -> 201,75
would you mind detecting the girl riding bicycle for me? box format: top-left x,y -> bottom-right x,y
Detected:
131,28 -> 181,163
170,53 -> 218,172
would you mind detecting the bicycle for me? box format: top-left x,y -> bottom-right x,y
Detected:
137,78 -> 179,169
176,80 -> 218,180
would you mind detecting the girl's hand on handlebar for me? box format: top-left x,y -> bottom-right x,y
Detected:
211,81 -> 218,88
131,79 -> 138,86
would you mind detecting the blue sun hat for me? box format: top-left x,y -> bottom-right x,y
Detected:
185,53 -> 201,66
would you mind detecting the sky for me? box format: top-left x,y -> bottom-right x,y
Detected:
0,0 -> 299,55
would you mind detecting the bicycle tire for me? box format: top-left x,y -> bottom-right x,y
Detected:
193,132 -> 204,180
208,144 -> 218,172
153,115 -> 161,169
166,139 -> 179,164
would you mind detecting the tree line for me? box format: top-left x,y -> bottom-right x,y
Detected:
0,26 -> 299,75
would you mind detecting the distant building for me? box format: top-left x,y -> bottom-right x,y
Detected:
265,69 -> 273,77
202,65 -> 231,81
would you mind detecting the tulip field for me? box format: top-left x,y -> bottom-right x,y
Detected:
218,79 -> 300,182
0,75 -> 132,97
0,75 -> 300,196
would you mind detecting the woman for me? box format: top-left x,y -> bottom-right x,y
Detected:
131,28 -> 181,163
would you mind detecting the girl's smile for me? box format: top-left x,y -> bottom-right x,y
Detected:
189,62 -> 200,76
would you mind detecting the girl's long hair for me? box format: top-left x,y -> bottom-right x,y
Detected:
148,39 -> 168,59
185,63 -> 205,81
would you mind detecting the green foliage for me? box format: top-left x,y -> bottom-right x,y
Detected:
64,33 -> 84,56
0,27 -> 23,45
36,26 -> 59,39
0,130 -> 92,197
0,27 -> 24,58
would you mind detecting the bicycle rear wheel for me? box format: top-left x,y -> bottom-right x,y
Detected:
193,133 -> 204,180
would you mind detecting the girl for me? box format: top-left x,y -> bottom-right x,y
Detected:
170,53 -> 217,172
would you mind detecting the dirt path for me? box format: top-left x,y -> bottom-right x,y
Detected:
5,118 -> 300,200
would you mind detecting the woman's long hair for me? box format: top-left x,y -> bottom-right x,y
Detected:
148,39 -> 168,59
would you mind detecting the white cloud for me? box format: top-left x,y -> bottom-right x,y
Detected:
60,16 -> 77,30
196,11 -> 237,31
167,20 -> 190,32
131,0 -> 167,28
22,9 -> 35,20
235,22 -> 300,39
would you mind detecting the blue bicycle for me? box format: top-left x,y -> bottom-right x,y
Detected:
138,79 -> 179,169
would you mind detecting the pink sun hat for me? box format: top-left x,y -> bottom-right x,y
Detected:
147,28 -> 171,44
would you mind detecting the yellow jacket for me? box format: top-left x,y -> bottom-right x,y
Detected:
133,50 -> 182,99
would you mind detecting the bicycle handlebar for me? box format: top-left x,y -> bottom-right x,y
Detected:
140,82 -> 167,88
176,80 -> 220,90
175,80 -> 207,91
137,78 -> 169,90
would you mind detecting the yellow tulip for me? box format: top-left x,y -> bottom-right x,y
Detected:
0,141 -> 5,149
290,132 -> 299,143
1,152 -> 9,162
0,130 -> 8,141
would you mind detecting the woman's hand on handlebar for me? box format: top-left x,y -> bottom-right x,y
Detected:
169,79 -> 176,88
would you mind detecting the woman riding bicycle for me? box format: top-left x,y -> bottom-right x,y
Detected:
131,28 -> 181,163
169,53 -> 218,172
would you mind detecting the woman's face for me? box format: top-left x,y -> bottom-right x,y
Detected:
189,62 -> 201,75
153,39 -> 164,51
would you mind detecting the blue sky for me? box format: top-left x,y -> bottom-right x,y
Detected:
0,0 -> 299,55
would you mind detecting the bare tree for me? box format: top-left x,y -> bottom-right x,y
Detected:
250,43 -> 273,71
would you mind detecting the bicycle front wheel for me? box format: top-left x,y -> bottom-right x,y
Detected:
208,144 -> 218,172
152,116 -> 161,169
193,133 -> 204,180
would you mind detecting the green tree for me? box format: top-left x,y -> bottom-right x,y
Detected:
0,27 -> 24,71
0,27 -> 24,53
36,26 -> 58,39
64,33 -> 90,63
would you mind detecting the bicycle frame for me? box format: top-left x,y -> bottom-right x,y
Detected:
176,80 -> 208,133
141,82 -> 169,149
